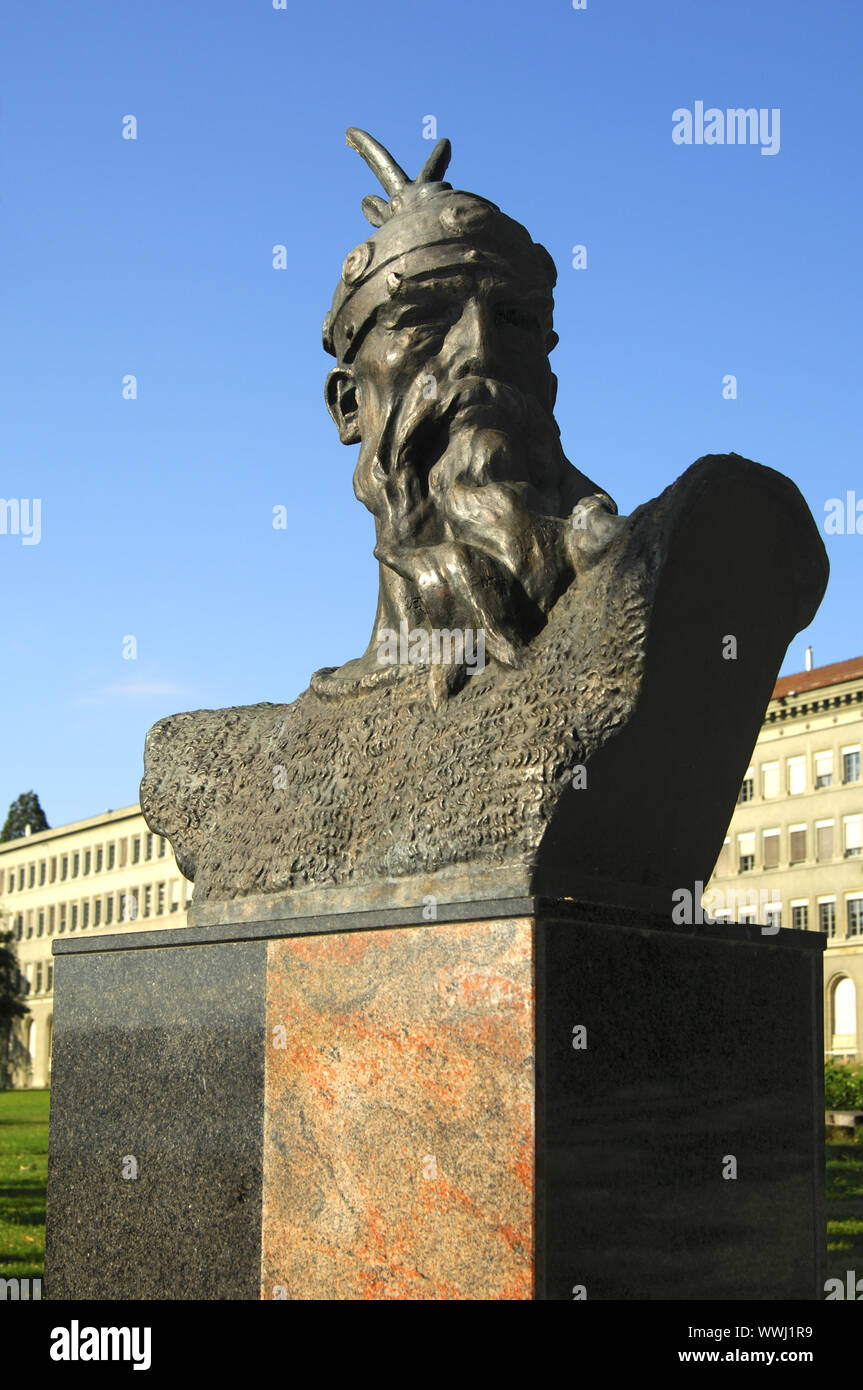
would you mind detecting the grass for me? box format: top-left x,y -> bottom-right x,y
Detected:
826,1141 -> 863,1283
0,1089 -> 861,1291
0,1089 -> 49,1281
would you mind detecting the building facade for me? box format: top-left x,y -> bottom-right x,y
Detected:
707,655 -> 863,1063
2,805 -> 193,1088
4,659 -> 861,1089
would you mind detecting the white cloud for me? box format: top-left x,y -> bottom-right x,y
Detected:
76,681 -> 188,706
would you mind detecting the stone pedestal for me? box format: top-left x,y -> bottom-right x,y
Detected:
45,899 -> 825,1300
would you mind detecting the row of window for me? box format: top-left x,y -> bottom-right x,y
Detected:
21,961 -> 53,995
713,895 -> 863,937
718,815 -> 863,874
768,688 -> 863,723
11,881 -> 191,939
4,832 -> 168,893
738,747 -> 861,803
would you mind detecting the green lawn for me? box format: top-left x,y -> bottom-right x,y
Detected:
0,1088 -> 861,1291
0,1089 -> 49,1281
826,1141 -> 863,1283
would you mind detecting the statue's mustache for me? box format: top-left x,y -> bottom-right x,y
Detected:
442,375 -> 528,424
394,375 -> 529,465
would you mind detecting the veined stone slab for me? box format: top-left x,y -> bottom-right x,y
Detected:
45,900 -> 825,1301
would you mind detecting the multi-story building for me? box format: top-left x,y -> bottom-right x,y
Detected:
5,659 -> 861,1087
1,805 -> 193,1088
707,654 -> 863,1063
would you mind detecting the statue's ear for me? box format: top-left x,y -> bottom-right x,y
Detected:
325,368 -> 361,444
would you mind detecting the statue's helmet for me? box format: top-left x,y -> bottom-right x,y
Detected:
322,128 -> 559,364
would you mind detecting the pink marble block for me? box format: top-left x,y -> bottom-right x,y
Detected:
261,918 -> 535,1300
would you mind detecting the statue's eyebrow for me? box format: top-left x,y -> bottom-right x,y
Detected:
394,270 -> 472,298
400,268 -> 549,309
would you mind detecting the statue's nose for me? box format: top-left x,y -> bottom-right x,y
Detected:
446,299 -> 496,380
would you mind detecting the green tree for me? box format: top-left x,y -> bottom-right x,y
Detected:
0,791 -> 49,843
825,1062 -> 863,1110
0,927 -> 29,1090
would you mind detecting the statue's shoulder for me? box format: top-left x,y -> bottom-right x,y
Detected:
624,452 -> 827,631
140,696 -> 310,882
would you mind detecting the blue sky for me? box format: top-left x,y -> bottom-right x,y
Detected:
1,0 -> 861,828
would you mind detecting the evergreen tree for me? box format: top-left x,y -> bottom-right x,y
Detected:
0,791 -> 49,843
0,929 -> 29,1090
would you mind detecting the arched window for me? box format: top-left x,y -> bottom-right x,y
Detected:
831,976 -> 858,1058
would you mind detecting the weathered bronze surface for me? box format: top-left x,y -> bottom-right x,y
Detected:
140,130 -> 828,922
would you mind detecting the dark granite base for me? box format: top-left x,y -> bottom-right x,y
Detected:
538,913 -> 825,1300
45,899 -> 824,1300
45,940 -> 266,1300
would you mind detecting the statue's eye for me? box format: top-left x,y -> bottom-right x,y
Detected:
387,301 -> 453,332
494,303 -> 539,332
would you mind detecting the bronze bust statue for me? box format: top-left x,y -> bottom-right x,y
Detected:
317,128 -> 617,708
140,129 -> 828,925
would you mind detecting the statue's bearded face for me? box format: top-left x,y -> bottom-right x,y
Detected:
325,256 -> 603,699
